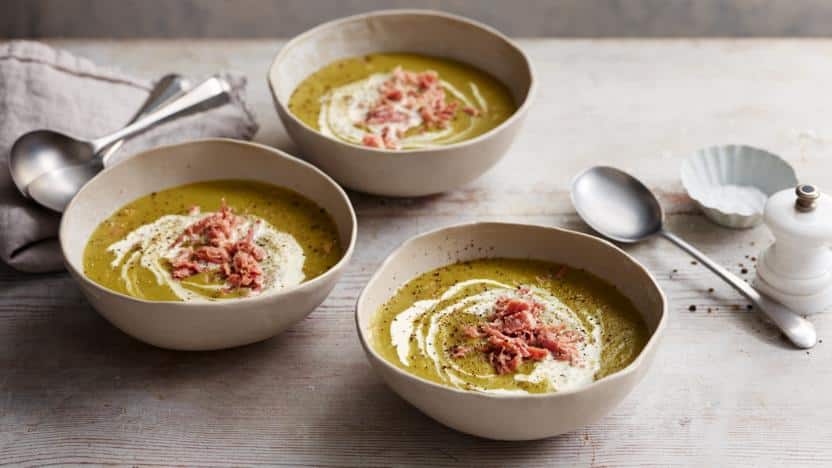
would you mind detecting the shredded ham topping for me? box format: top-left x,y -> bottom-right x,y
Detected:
169,200 -> 266,293
450,345 -> 473,359
361,67 -> 468,149
452,290 -> 584,375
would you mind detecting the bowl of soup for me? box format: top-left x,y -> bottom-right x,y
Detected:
268,10 -> 535,196
355,222 -> 666,440
60,139 -> 356,350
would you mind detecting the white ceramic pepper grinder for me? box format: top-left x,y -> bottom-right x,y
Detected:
754,184 -> 832,315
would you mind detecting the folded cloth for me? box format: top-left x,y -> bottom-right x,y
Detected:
0,41 -> 259,273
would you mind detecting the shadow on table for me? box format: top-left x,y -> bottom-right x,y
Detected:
0,283 -> 291,411
311,377 -> 597,466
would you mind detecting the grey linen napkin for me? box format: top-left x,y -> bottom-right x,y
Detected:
0,41 -> 259,273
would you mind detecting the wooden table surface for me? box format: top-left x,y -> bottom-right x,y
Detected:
3,39 -> 831,467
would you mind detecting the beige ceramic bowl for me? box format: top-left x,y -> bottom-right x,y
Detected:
60,139 -> 357,351
268,10 -> 535,197
356,222 -> 666,440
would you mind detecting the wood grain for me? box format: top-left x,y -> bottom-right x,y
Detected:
1,39 -> 831,467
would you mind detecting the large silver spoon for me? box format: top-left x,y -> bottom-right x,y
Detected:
571,166 -> 816,349
9,76 -> 230,210
25,74 -> 191,212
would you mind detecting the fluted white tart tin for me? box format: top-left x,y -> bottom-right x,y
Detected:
680,145 -> 798,229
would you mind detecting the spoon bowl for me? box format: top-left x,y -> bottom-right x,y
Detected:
28,160 -> 103,212
572,166 -> 663,243
571,165 -> 817,349
9,130 -> 95,196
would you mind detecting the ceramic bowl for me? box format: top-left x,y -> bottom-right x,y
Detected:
60,139 -> 357,351
681,145 -> 798,229
355,222 -> 667,440
268,10 -> 535,197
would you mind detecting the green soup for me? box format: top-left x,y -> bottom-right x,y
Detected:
288,53 -> 516,149
370,259 -> 649,394
83,180 -> 342,302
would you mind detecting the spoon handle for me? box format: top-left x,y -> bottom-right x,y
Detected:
659,229 -> 817,349
91,77 -> 231,154
100,74 -> 191,166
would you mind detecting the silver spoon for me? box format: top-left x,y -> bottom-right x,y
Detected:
25,74 -> 192,212
571,166 -> 817,349
9,76 -> 231,208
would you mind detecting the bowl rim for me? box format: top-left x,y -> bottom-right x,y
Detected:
680,143 -> 799,220
59,137 -> 358,307
267,8 -> 537,155
355,221 -> 668,400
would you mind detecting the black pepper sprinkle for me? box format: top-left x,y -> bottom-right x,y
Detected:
688,305 -> 696,312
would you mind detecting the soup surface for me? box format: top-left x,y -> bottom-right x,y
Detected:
83,180 -> 342,302
370,258 -> 649,394
288,53 -> 516,150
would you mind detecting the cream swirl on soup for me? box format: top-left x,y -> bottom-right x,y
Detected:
106,204 -> 305,302
83,180 -> 342,303
319,67 -> 484,150
371,259 -> 649,395
388,278 -> 602,394
288,53 -> 516,151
